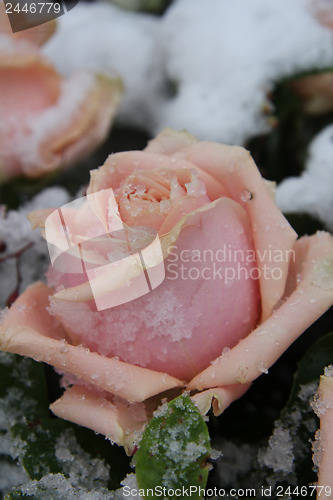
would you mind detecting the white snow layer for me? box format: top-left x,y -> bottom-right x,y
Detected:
43,0 -> 333,144
276,124 -> 333,230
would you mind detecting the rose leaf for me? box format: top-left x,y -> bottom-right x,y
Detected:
135,394 -> 211,499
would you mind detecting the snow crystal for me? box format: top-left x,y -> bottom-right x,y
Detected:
44,0 -> 333,144
114,473 -> 142,500
258,423 -> 295,473
298,382 -> 319,403
276,124 -> 333,231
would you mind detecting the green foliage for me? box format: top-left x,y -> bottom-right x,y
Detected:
136,394 -> 211,499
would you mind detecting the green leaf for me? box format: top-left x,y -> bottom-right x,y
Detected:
135,394 -> 211,500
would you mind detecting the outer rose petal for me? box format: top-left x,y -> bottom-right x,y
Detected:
174,141 -> 298,321
0,37 -> 122,181
0,283 -> 184,402
313,374 -> 333,497
50,385 -> 147,455
188,231 -> 333,391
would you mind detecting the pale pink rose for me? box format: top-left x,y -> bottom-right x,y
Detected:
1,129 -> 333,455
0,7 -> 122,182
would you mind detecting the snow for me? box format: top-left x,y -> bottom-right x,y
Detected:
258,423 -> 295,473
43,3 -> 164,130
43,0 -> 333,144
0,187 -> 70,308
276,124 -> 333,231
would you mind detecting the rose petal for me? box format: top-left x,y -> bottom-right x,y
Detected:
0,3 -> 56,46
188,231 -> 333,391
191,384 -> 250,416
175,142 -> 298,320
50,385 -> 147,455
0,283 -> 184,402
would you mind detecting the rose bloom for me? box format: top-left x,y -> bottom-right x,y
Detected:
1,129 -> 333,457
0,4 -> 122,182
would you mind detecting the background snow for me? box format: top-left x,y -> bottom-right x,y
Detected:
41,0 -> 333,228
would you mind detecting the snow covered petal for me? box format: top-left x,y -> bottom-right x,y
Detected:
50,385 -> 147,455
188,232 -> 333,391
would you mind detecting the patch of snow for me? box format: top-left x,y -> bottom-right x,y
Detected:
44,0 -> 333,144
14,473 -> 112,499
258,423 -> 295,473
0,187 -> 70,308
276,124 -> 333,230
54,430 -> 110,490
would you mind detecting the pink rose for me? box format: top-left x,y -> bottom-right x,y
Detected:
1,129 -> 333,454
0,6 -> 122,182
